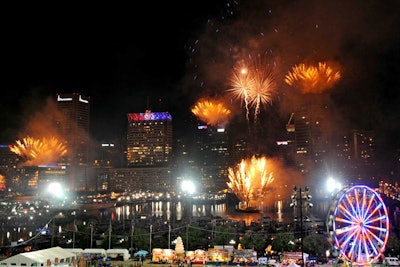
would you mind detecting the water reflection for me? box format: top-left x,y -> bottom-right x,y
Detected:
111,199 -> 330,227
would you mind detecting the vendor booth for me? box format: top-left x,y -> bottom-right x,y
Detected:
152,248 -> 176,263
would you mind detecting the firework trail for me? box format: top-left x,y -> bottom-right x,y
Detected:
227,155 -> 274,209
9,136 -> 67,166
191,98 -> 232,126
228,54 -> 277,122
228,63 -> 254,121
248,56 -> 276,121
285,62 -> 341,94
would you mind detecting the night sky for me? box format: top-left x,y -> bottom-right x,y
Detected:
2,1 -> 400,163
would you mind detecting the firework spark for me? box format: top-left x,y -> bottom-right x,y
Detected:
285,62 -> 341,94
191,98 -> 232,126
9,136 -> 67,166
228,54 -> 277,122
227,155 -> 274,209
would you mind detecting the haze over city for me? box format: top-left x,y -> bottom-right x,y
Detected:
1,0 -> 399,182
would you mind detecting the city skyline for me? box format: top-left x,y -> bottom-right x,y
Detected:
1,0 -> 399,166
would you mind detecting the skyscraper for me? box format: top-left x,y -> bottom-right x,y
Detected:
126,110 -> 173,167
56,93 -> 90,190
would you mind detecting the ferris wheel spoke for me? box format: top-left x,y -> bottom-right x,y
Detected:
365,227 -> 386,246
365,220 -> 388,232
335,216 -> 354,226
328,185 -> 389,265
344,193 -> 358,218
338,204 -> 356,222
364,203 -> 382,222
364,229 -> 380,256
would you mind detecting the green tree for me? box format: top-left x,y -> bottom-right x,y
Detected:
240,231 -> 266,252
210,225 -> 237,247
303,232 -> 330,256
132,227 -> 150,251
187,225 -> 209,250
386,231 -> 400,256
271,232 -> 296,252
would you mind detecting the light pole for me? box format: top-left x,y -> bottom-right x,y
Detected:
73,219 -> 77,249
290,186 -> 312,267
168,224 -> 171,249
149,225 -> 153,255
108,220 -> 112,249
131,219 -> 134,257
90,223 -> 93,248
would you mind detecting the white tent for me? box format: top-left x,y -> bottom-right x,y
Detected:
63,248 -> 84,259
0,246 -> 77,267
106,249 -> 130,261
82,248 -> 107,259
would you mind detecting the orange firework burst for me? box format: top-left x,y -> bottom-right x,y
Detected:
228,54 -> 277,122
285,62 -> 341,94
227,155 -> 274,209
191,98 -> 232,126
9,136 -> 67,166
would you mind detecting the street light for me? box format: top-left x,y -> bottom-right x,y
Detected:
290,186 -> 313,267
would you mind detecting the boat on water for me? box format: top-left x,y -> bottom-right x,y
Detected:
75,197 -> 117,210
235,207 -> 260,213
235,201 -> 259,213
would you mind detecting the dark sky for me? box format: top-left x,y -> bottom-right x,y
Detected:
2,1 -> 400,161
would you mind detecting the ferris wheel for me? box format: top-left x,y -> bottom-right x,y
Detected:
326,184 -> 390,265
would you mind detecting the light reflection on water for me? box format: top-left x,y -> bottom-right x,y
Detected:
112,199 -> 331,226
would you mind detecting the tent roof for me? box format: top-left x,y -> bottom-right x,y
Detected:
106,249 -> 129,254
83,248 -> 107,254
0,247 -> 75,265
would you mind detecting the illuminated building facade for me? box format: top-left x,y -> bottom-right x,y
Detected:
126,110 -> 173,167
289,95 -> 334,174
91,141 -> 124,192
336,130 -> 376,184
194,124 -> 231,192
121,110 -> 173,192
56,93 -> 90,190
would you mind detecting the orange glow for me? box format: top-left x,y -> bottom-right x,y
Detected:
228,54 -> 277,122
227,155 -> 274,209
9,136 -> 67,166
285,62 -> 341,93
191,98 -> 231,126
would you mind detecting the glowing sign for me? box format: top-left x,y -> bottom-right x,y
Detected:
127,111 -> 172,122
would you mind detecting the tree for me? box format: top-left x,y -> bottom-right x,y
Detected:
386,231 -> 400,256
303,232 -> 330,256
132,227 -> 150,251
271,232 -> 296,252
240,231 -> 266,252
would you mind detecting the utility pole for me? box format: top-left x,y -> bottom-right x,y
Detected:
149,225 -> 153,254
130,219 -> 134,257
290,186 -> 313,267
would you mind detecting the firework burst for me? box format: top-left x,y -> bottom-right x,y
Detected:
9,136 -> 67,166
227,155 -> 274,209
285,62 -> 341,94
228,54 -> 277,122
191,98 -> 232,126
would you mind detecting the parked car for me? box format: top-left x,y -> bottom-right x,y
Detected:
384,257 -> 400,266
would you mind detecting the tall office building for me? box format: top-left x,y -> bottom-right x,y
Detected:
56,93 -> 90,190
193,124 -> 231,192
115,110 -> 173,192
336,130 -> 376,184
126,110 -> 173,167
290,94 -> 334,174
